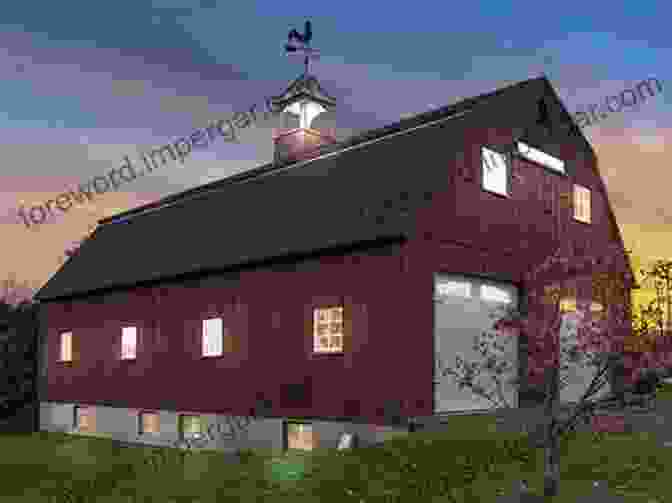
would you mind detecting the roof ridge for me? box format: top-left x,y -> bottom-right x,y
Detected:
99,76 -> 546,226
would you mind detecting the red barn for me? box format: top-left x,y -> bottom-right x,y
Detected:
35,73 -> 635,452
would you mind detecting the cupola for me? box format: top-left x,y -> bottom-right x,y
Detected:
270,72 -> 337,164
272,21 -> 336,165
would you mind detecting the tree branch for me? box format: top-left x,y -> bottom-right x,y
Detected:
555,361 -> 611,437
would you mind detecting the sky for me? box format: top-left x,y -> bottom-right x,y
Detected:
0,0 -> 670,303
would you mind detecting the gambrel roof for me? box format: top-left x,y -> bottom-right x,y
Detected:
37,76 -> 623,302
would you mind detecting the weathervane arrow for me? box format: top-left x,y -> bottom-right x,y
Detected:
284,20 -> 320,74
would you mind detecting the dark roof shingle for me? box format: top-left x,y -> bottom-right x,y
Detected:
36,76 -> 566,302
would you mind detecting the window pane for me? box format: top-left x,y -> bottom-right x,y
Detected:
203,318 -> 223,356
287,423 -> 316,450
181,415 -> 201,435
481,285 -> 512,304
141,413 -> 160,434
77,407 -> 95,432
517,142 -> 565,173
574,185 -> 591,223
60,332 -> 72,361
122,327 -> 136,359
560,297 -> 577,313
482,147 -> 507,195
436,280 -> 471,298
314,307 -> 344,353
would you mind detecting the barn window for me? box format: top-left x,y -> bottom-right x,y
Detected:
517,141 -> 566,174
481,147 -> 508,196
59,331 -> 72,362
286,422 -> 319,450
179,415 -> 203,439
202,318 -> 224,357
74,406 -> 95,433
313,306 -> 344,353
435,280 -> 472,299
139,411 -> 160,435
481,285 -> 512,304
121,327 -> 137,360
559,297 -> 577,313
573,184 -> 591,223
560,297 -> 605,319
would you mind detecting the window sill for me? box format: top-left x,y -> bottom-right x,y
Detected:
311,351 -> 345,358
200,353 -> 228,359
482,188 -> 510,199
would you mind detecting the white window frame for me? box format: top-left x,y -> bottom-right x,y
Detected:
121,326 -> 137,360
59,331 -> 72,362
202,318 -> 224,357
573,184 -> 591,223
313,306 -> 344,354
481,146 -> 509,196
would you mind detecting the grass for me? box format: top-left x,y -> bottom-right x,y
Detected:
3,393 -> 672,502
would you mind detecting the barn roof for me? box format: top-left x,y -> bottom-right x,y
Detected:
36,76 -> 597,302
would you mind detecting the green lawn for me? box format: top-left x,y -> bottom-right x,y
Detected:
1,411 -> 671,502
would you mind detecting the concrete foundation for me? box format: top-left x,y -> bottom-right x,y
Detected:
39,401 -> 410,453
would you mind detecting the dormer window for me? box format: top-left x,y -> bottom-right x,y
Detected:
573,184 -> 591,223
481,147 -> 508,196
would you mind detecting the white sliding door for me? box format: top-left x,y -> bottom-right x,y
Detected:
434,274 -> 519,413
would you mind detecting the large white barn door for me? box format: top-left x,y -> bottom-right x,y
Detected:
433,274 -> 519,413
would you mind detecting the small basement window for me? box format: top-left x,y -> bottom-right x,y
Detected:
481,147 -> 508,196
74,406 -> 95,433
179,415 -> 203,439
286,422 -> 319,450
139,411 -> 160,435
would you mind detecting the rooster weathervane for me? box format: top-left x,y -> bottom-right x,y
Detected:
284,20 -> 320,74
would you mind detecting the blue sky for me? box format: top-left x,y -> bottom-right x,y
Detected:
0,0 -> 670,291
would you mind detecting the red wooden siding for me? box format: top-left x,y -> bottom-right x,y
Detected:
42,106 -> 631,423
